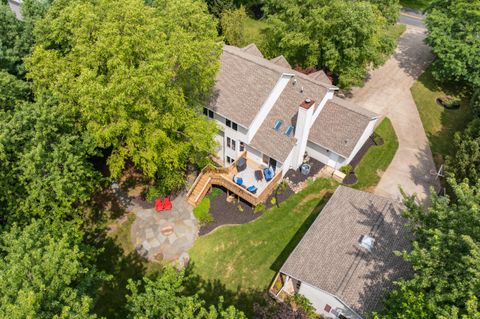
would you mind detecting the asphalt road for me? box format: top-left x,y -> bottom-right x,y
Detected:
399,8 -> 426,29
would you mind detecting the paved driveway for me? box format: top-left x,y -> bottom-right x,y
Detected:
348,26 -> 439,204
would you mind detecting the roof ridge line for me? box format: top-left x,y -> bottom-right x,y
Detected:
223,45 -> 337,91
330,97 -> 378,119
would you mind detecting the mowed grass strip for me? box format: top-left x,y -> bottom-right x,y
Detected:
189,178 -> 337,293
411,68 -> 471,166
354,117 -> 399,190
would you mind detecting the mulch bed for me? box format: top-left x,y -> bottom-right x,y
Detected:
285,158 -> 325,185
198,185 -> 294,236
343,172 -> 358,185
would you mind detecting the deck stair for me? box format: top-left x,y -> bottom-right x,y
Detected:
186,157 -> 282,207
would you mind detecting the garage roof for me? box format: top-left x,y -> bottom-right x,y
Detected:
280,186 -> 412,316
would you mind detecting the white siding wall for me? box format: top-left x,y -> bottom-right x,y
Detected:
282,147 -> 296,176
247,74 -> 293,143
293,104 -> 314,169
298,282 -> 363,319
214,131 -> 224,161
246,145 -> 263,164
211,112 -> 249,165
306,141 -> 346,168
345,118 -> 378,164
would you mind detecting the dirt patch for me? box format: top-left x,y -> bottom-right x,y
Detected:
296,190 -> 328,208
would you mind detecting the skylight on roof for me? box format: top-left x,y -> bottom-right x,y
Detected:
285,125 -> 294,137
273,120 -> 283,131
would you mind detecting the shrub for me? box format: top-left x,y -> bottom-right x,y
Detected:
340,165 -> 353,174
254,202 -> 265,213
270,197 -> 277,206
289,294 -> 318,318
193,197 -> 213,224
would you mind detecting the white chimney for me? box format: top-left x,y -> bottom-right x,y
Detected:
293,98 -> 315,169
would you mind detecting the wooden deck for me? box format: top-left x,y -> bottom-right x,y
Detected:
187,153 -> 282,207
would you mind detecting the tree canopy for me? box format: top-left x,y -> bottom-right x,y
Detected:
27,0 -> 221,194
221,6 -> 249,47
263,0 -> 397,88
126,267 -> 246,319
0,99 -> 99,223
0,219 -> 107,318
447,119 -> 480,185
425,0 -> 480,88
0,70 -> 30,110
375,179 -> 480,318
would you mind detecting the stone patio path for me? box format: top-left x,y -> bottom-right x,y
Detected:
111,183 -> 198,266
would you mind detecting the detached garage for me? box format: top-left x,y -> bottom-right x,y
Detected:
270,186 -> 412,319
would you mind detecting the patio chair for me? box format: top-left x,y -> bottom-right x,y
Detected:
255,170 -> 263,181
233,175 -> 243,186
263,167 -> 275,182
155,198 -> 164,212
163,197 -> 172,210
247,185 -> 257,194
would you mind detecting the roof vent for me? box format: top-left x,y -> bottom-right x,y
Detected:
300,86 -> 304,93
293,79 -> 297,85
305,98 -> 311,103
359,235 -> 375,252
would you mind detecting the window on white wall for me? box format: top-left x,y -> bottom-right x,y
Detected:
239,142 -> 245,151
226,137 -> 235,150
203,107 -> 214,119
226,119 -> 238,131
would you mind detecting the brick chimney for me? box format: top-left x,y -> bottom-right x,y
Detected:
293,98 -> 315,168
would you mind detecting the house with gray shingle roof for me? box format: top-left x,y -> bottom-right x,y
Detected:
270,186 -> 411,319
205,43 -> 379,178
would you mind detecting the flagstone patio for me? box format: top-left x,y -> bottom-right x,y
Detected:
128,193 -> 198,266
110,182 -> 198,267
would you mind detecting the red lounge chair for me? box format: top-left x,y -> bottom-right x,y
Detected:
163,197 -> 172,211
155,198 -> 164,212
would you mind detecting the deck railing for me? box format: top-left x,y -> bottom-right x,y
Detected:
187,151 -> 281,207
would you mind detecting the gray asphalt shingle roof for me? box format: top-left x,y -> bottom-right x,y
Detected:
308,97 -> 378,158
210,44 -> 377,161
210,45 -> 336,129
280,186 -> 412,316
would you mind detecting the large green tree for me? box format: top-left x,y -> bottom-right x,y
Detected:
0,3 -> 30,76
126,267 -> 246,319
0,70 -> 30,110
263,0 -> 396,88
425,0 -> 480,88
0,0 -> 52,78
447,119 -> 480,185
0,219 -> 107,318
0,99 -> 99,222
27,0 -> 220,194
221,6 -> 249,47
375,179 -> 480,318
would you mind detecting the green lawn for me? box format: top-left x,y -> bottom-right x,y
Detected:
189,178 -> 337,314
400,0 -> 430,11
411,68 -> 471,166
353,118 -> 399,190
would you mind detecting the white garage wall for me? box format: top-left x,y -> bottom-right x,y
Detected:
306,141 -> 346,168
298,282 -> 363,319
345,118 -> 378,164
